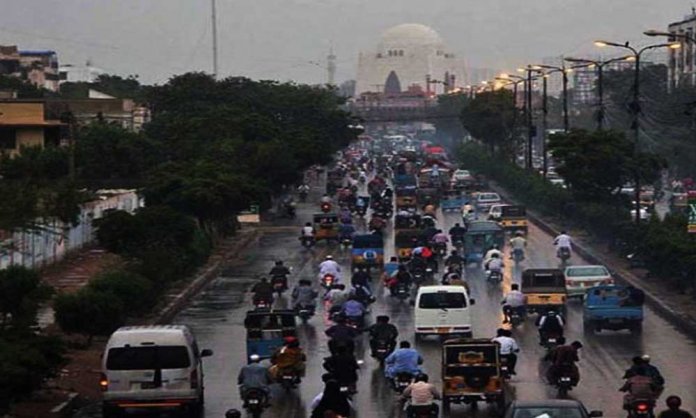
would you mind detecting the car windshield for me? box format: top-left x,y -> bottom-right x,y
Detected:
512,407 -> 585,418
106,346 -> 191,370
567,267 -> 608,277
479,193 -> 499,201
418,291 -> 467,309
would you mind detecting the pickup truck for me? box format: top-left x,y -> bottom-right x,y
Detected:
582,285 -> 644,334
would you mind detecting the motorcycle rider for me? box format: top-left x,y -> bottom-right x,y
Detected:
509,231 -> 527,261
536,309 -> 565,344
385,341 -> 424,379
492,328 -> 520,375
402,374 -> 441,417
319,255 -> 342,282
341,296 -> 366,324
339,220 -> 356,243
297,183 -> 310,199
238,354 -> 272,400
322,345 -> 360,390
366,315 -> 399,357
300,222 -> 315,245
483,244 -> 502,265
388,265 -> 413,295
430,229 -> 449,253
546,339 -> 582,386
320,194 -> 333,204
448,223 -> 467,243
624,355 -> 665,394
351,266 -> 372,292
325,284 -> 350,310
251,277 -> 274,306
269,336 -> 306,381
310,378 -> 352,418
291,279 -> 318,311
269,260 -> 291,291
501,284 -> 527,324
620,367 -> 660,411
658,396 -> 694,418
485,252 -> 504,280
382,256 -> 400,285
325,314 -> 360,355
445,250 -> 465,272
553,230 -> 573,258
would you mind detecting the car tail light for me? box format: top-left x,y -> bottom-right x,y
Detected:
190,369 -> 198,389
565,280 -> 573,286
99,373 -> 108,391
637,403 -> 649,412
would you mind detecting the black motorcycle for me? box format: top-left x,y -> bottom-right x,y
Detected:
392,372 -> 415,393
371,338 -> 395,365
242,388 -> 268,418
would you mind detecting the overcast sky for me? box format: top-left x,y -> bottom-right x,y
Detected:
1,0 -> 692,85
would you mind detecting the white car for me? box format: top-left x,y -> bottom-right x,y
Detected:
488,204 -> 510,221
453,169 -> 473,181
414,286 -> 474,339
475,192 -> 502,212
564,265 -> 614,298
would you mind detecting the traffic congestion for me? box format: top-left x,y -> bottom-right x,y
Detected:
96,134 -> 696,418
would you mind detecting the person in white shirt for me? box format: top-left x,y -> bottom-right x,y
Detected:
318,255 -> 342,281
492,328 -> 520,375
553,231 -> 573,257
301,222 -> 315,237
501,284 -> 527,323
483,245 -> 502,266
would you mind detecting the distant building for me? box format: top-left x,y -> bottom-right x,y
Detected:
45,90 -> 150,132
668,10 -> 696,89
571,59 -> 634,106
59,61 -> 105,84
0,46 -> 60,92
0,100 -> 63,158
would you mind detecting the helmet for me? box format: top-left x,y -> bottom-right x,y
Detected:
516,231 -> 523,236
249,354 -> 261,362
666,396 -> 682,409
275,260 -> 283,266
415,373 -> 429,383
641,354 -> 651,362
284,336 -> 298,344
325,255 -> 333,260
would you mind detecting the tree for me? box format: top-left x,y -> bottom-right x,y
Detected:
89,270 -> 154,314
0,267 -> 52,329
59,74 -> 145,100
460,89 -> 520,158
548,129 -> 664,201
54,289 -> 125,344
0,75 -> 46,98
435,92 -> 469,146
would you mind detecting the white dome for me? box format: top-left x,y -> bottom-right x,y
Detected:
379,23 -> 444,48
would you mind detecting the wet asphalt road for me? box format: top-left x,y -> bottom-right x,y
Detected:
166,186 -> 696,418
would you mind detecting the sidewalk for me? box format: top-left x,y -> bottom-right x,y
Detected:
491,181 -> 696,337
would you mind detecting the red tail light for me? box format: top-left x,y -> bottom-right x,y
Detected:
190,369 -> 198,389
99,373 -> 108,391
636,403 -> 649,411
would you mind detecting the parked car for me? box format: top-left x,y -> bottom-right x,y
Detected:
453,169 -> 473,181
564,265 -> 613,298
504,400 -> 603,418
101,325 -> 213,418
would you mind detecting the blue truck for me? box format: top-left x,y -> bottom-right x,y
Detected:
582,285 -> 644,334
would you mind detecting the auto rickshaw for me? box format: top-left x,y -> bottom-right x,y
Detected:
441,189 -> 466,212
499,205 -> 528,234
326,169 -> 344,195
244,310 -> 297,362
462,221 -> 504,265
522,269 -> 568,314
441,338 -> 507,411
351,234 -> 385,270
395,186 -> 418,211
417,187 -> 441,210
395,230 -> 424,261
313,213 -> 339,243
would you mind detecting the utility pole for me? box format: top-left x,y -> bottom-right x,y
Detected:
526,68 -> 534,170
542,75 -> 548,178
327,46 -> 336,86
211,0 -> 219,78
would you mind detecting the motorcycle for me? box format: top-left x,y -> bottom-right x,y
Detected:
296,304 -> 315,324
371,338 -> 394,365
253,295 -> 273,310
298,190 -> 308,203
557,247 -> 571,264
509,306 -> 525,327
554,365 -> 576,397
500,355 -> 512,380
300,236 -> 315,248
392,372 -> 415,394
540,331 -> 563,350
242,388 -> 267,418
271,276 -> 287,295
406,404 -> 439,418
432,242 -> 447,258
627,399 -> 655,418
411,267 -> 426,286
321,274 -> 336,292
486,269 -> 503,284
394,282 -> 410,300
279,370 -> 301,392
321,202 -> 332,213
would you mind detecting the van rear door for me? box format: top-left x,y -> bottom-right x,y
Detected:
106,345 -> 193,393
416,289 -> 471,335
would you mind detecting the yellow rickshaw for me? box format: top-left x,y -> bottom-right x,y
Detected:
313,213 -> 339,243
499,205 -> 528,234
395,230 -> 423,261
442,338 -> 507,412
522,268 -> 568,314
396,186 -> 418,211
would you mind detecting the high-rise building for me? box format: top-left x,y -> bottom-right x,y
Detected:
0,46 -> 60,92
668,9 -> 696,89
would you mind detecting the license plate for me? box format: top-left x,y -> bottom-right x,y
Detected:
547,338 -> 557,343
437,327 -> 450,334
560,377 -> 571,382
248,399 -> 259,404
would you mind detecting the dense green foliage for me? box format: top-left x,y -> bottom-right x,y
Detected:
59,74 -> 146,101
54,289 -> 125,343
459,89 -> 520,159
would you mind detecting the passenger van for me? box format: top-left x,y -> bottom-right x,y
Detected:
101,325 -> 213,418
414,286 -> 475,339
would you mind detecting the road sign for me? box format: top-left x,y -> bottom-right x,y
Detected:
688,192 -> 696,233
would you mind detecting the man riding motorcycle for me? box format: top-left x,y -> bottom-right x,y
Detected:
509,231 -> 527,261
366,315 -> 399,357
269,260 -> 291,292
385,341 -> 423,379
300,222 -> 315,246
485,252 -> 504,282
445,250 -> 464,273
251,277 -> 275,307
658,396 -> 694,418
553,231 -> 573,259
325,314 -> 361,355
388,265 -> 413,295
402,374 -> 441,418
269,336 -> 306,382
351,266 -> 372,292
339,221 -> 356,243
297,183 -> 310,201
430,229 -> 449,255
501,284 -> 527,323
318,255 -> 342,282
448,223 -> 467,245
620,367 -> 660,412
483,244 -> 502,266
545,339 -> 583,387
537,310 -> 565,344
238,354 -> 272,399
291,279 -> 318,311
492,328 -> 520,375
322,345 -> 360,391
341,296 -> 366,325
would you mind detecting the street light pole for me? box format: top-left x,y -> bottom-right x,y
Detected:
594,39 -> 681,224
542,74 -> 549,177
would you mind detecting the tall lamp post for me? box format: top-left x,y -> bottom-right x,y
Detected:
533,64 -> 583,133
564,56 -> 633,130
496,76 -> 527,167
594,39 -> 681,224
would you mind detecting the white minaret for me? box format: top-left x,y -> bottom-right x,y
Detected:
327,46 -> 336,86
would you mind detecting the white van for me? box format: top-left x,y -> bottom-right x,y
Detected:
414,286 -> 475,339
101,325 -> 213,418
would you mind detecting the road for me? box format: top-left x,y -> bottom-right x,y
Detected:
166,183 -> 696,418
